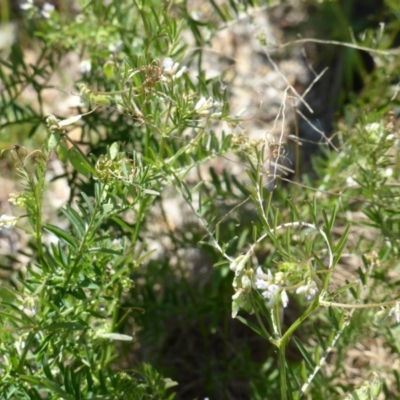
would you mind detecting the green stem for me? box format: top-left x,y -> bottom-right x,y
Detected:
281,298 -> 318,348
278,345 -> 288,400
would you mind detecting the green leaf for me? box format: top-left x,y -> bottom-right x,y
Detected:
61,206 -> 85,237
293,337 -> 316,370
43,224 -> 77,248
41,379 -> 75,400
47,132 -> 60,152
56,139 -> 69,163
87,247 -> 122,255
236,316 -> 269,340
68,147 -> 96,176
43,322 -> 87,331
110,216 -> 135,234
19,375 -> 42,385
312,324 -> 327,352
109,141 -> 120,160
81,192 -> 95,215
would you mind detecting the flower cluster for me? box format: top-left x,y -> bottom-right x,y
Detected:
194,96 -> 222,118
296,280 -> 319,301
0,214 -> 18,229
20,0 -> 55,19
230,255 -> 320,318
255,267 -> 289,308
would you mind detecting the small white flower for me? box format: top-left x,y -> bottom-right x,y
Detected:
365,122 -> 380,133
19,295 -> 39,317
0,214 -> 18,229
386,133 -> 395,140
41,3 -> 55,18
174,66 -> 187,79
162,57 -> 187,80
194,96 -> 221,117
255,267 -> 281,307
389,303 -> 400,324
365,122 -> 384,142
108,41 -> 123,53
260,284 -> 279,308
395,304 -> 400,324
194,97 -> 207,111
346,176 -> 357,187
281,290 -> 289,308
296,280 -> 319,301
111,238 -> 122,248
20,0 -> 34,11
79,59 -> 92,74
383,167 -> 393,178
162,57 -> 179,75
15,336 -> 26,355
255,267 -> 274,290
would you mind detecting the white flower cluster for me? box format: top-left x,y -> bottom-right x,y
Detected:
194,97 -> 222,118
0,214 -> 18,229
255,267 -> 288,308
230,255 -> 320,318
295,280 -> 319,301
20,0 -> 55,19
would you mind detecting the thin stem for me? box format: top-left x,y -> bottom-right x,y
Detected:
281,298 -> 319,348
278,345 -> 288,400
320,299 -> 400,309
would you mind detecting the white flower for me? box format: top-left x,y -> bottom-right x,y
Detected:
346,176 -> 357,187
20,0 -> 34,11
281,290 -> 289,308
365,122 -> 384,142
261,284 -> 279,308
162,57 -> 176,73
162,57 -> 187,79
365,122 -> 380,133
383,167 -> 393,178
19,295 -> 39,317
198,97 -> 221,117
255,267 -> 274,290
108,41 -> 123,53
41,3 -> 55,18
0,214 -> 18,229
194,96 -> 221,117
194,97 -> 207,111
15,336 -> 26,355
254,267 -> 281,307
389,303 -> 400,324
79,59 -> 92,74
296,280 -> 319,301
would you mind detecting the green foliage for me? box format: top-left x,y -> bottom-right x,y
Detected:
1,0 -> 400,399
